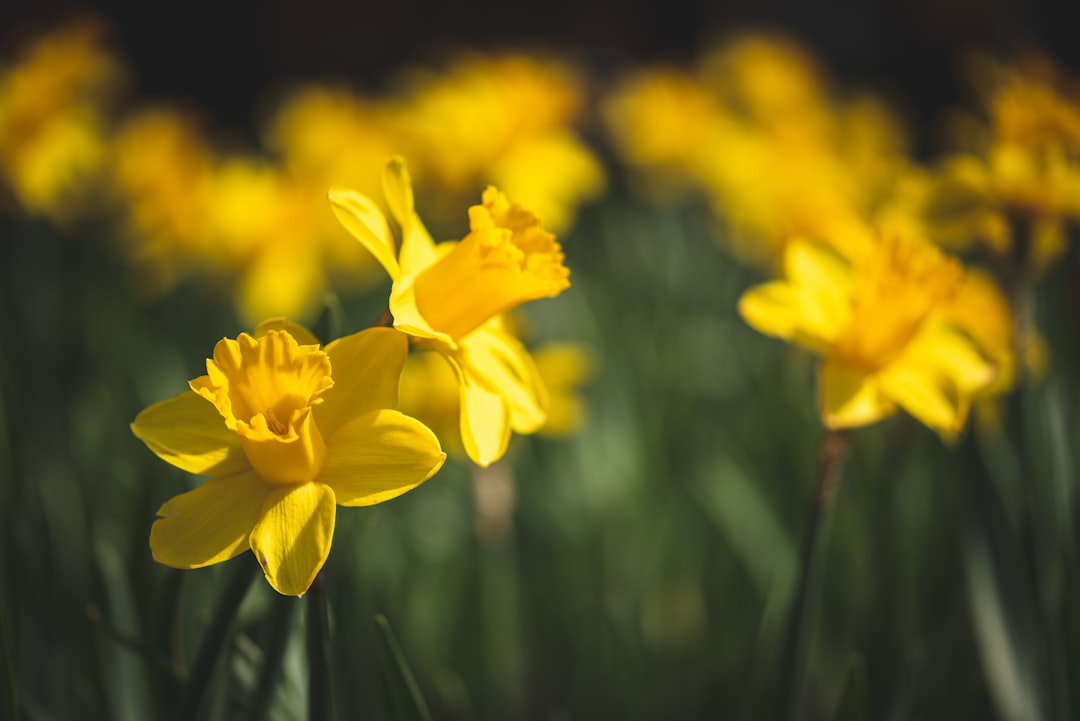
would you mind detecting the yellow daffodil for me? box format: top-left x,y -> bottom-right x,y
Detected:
330,157 -> 564,466
738,234 -> 996,437
131,321 -> 445,596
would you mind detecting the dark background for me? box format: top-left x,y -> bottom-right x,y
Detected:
1,0 -> 1074,151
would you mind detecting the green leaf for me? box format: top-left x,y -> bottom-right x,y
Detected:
374,614 -> 432,721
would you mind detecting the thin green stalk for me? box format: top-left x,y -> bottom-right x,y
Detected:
244,593 -> 298,721
307,573 -> 332,721
170,557 -> 258,721
775,428 -> 852,721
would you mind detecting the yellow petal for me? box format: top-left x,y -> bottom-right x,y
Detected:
320,409 -> 446,506
458,324 -> 548,433
315,328 -> 408,437
901,322 -> 996,395
877,361 -> 967,438
442,352 -> 512,467
737,282 -> 838,354
252,318 -> 321,346
382,156 -> 438,274
150,470 -> 269,568
784,240 -> 854,297
249,482 -> 336,596
819,360 -> 896,429
388,274 -> 457,347
132,390 -> 248,476
328,185 -> 400,280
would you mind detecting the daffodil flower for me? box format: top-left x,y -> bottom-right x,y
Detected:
738,235 -> 996,437
131,321 -> 445,596
330,157 -> 567,466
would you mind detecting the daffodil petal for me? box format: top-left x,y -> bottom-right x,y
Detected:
382,156 -> 438,274
249,482 -> 336,596
819,360 -> 895,429
315,328 -> 407,437
458,324 -> 548,433
150,470 -> 269,568
785,240 -> 854,298
388,276 -> 457,346
328,185 -> 399,280
442,352 -> 512,467
738,282 -> 837,354
902,322 -> 996,395
253,318 -> 321,346
382,156 -> 414,234
877,360 -> 967,438
320,409 -> 446,506
132,390 -> 248,476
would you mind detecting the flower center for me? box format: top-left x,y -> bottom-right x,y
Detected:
191,330 -> 333,484
834,235 -> 960,370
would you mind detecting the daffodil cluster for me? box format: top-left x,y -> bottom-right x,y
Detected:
2,21 -> 602,324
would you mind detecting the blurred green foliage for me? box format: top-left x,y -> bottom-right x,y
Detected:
4,186 -> 1080,720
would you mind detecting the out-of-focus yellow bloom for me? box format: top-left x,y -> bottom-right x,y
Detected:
532,343 -> 593,437
110,104 -> 383,321
922,54 -> 1080,274
603,34 -> 908,267
330,157 -> 566,466
0,20 -> 123,220
110,108 -> 219,292
390,53 -> 604,231
739,233 -> 996,437
131,321 -> 445,596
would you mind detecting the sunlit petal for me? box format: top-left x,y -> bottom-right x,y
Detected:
320,409 -> 446,506
150,470 -> 269,568
249,482 -> 336,596
131,390 -> 248,476
328,185 -> 399,280
459,324 -> 548,433
315,328 -> 408,436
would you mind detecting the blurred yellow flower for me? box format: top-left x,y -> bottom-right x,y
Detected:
921,54 -> 1080,274
330,157 -> 565,466
0,20 -> 123,220
390,53 -> 605,231
110,104 -> 383,321
603,34 -> 908,267
738,234 -> 995,437
131,322 -> 445,596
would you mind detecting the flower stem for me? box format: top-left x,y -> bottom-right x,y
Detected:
243,592 -> 298,721
307,572 -> 332,721
775,428 -> 852,721
171,556 -> 258,721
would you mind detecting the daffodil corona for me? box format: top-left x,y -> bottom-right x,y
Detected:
738,235 -> 996,437
132,322 -> 445,596
330,157 -> 564,466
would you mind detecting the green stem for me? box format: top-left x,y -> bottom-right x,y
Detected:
171,556 -> 258,721
244,593 -> 298,721
775,428 -> 852,721
307,572 -> 332,721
